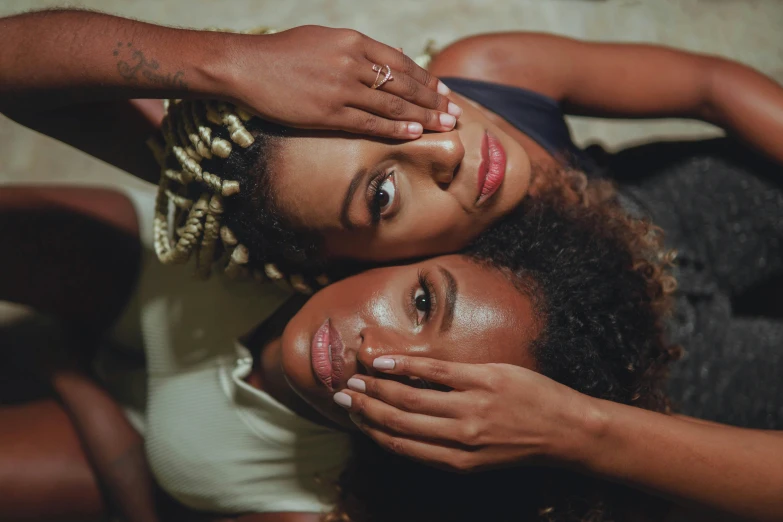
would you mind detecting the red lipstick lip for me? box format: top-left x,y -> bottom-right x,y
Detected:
311,319 -> 345,391
476,131 -> 506,206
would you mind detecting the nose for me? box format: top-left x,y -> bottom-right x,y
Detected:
405,129 -> 465,186
355,326 -> 426,375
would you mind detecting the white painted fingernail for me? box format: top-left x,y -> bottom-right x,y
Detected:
437,80 -> 451,96
447,102 -> 462,117
347,377 -> 366,392
373,357 -> 396,370
333,392 -> 352,408
407,122 -> 423,135
439,113 -> 456,129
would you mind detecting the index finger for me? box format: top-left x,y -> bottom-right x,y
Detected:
371,356 -> 485,390
364,39 -> 450,97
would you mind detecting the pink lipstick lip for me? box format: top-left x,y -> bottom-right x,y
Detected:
476,131 -> 506,206
310,319 -> 345,391
476,131 -> 489,201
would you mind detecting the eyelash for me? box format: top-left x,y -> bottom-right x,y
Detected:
407,270 -> 437,327
368,170 -> 394,224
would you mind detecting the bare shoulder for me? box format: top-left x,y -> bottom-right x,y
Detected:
429,32 -> 581,100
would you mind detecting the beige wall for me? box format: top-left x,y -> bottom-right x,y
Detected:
2,0 -> 782,188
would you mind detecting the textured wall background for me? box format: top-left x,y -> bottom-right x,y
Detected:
1,0 -> 782,188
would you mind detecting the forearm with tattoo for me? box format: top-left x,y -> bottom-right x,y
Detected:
0,9 -> 230,115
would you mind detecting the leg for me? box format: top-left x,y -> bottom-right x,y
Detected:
0,400 -> 107,522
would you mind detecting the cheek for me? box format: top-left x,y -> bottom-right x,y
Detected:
382,202 -> 477,255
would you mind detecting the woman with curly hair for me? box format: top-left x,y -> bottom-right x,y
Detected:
3,172 -> 681,522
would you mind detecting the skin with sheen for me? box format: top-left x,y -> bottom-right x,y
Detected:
271,95 -> 533,261
266,254 -> 540,430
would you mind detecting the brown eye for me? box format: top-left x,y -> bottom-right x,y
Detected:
413,287 -> 430,325
374,174 -> 396,214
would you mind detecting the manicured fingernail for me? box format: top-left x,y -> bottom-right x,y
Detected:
347,377 -> 366,392
373,357 -> 396,370
333,392 -> 352,408
437,80 -> 451,96
447,102 -> 462,117
407,122 -> 423,136
349,413 -> 362,426
439,113 -> 456,129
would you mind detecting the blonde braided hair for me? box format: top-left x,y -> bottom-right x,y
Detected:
151,97 -> 324,294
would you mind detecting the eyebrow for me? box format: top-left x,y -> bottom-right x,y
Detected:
437,266 -> 458,333
340,167 -> 367,230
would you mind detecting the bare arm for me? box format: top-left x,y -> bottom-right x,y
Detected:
335,357 -> 783,522
5,99 -> 165,184
431,33 -> 783,164
1,8 -> 458,172
577,399 -> 783,522
0,10 -> 227,115
52,370 -> 161,522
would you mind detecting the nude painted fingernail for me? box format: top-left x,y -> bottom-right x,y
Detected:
373,357 -> 396,370
347,377 -> 366,392
333,392 -> 352,408
407,122 -> 423,135
447,102 -> 462,117
439,113 -> 456,129
437,80 -> 451,96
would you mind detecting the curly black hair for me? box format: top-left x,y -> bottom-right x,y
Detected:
325,172 -> 679,522
200,118 -> 326,277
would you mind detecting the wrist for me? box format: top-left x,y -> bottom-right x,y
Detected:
546,393 -> 610,470
203,31 -> 274,108
181,30 -> 240,100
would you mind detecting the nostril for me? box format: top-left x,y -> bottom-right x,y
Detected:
354,358 -> 372,377
437,162 -> 460,190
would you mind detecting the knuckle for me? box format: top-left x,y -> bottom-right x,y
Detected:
461,422 -> 482,445
336,54 -> 356,71
430,91 -> 446,110
387,438 -> 408,456
399,389 -> 421,411
484,372 -> 503,391
428,361 -> 451,382
402,74 -> 420,98
338,28 -> 363,46
476,395 -> 493,414
452,454 -> 476,473
352,396 -> 368,416
388,95 -> 406,117
419,67 -> 434,87
422,110 -> 439,127
385,412 -> 407,434
396,357 -> 412,374
366,378 -> 382,398
399,53 -> 416,76
361,114 -> 380,134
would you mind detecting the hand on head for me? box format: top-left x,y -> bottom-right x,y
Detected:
333,355 -> 594,473
227,25 -> 462,139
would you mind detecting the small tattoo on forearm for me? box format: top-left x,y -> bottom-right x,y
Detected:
114,42 -> 189,90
